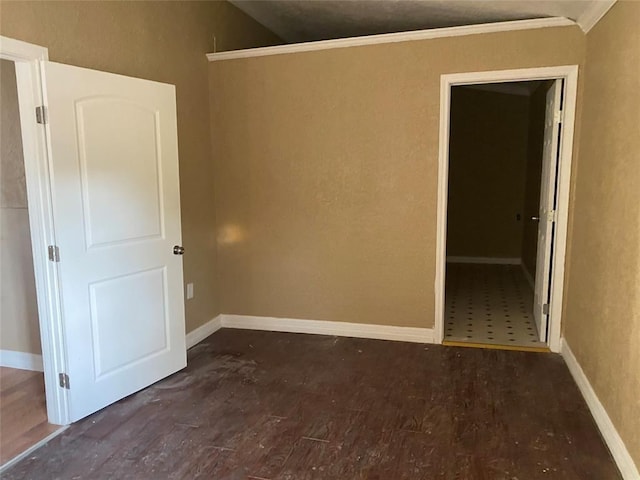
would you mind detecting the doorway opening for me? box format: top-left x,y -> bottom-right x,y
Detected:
0,57 -> 63,469
1,36 -> 188,464
435,67 -> 578,353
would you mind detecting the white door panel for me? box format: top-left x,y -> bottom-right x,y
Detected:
89,267 -> 169,379
77,98 -> 164,248
533,80 -> 562,342
42,61 -> 186,422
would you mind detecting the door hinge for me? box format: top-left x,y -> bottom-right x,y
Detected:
554,109 -> 564,124
48,245 -> 60,262
36,105 -> 48,124
59,373 -> 70,389
547,209 -> 557,222
543,303 -> 550,315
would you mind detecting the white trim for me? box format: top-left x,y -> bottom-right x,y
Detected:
185,316 -> 223,349
1,36 -> 69,426
0,426 -> 68,473
576,0 -> 617,33
446,256 -> 521,265
562,340 -> 640,479
546,68 -> 578,354
521,262 -> 535,291
220,314 -> 434,344
438,66 -> 579,87
434,65 -> 579,353
0,350 -> 44,371
0,36 -> 48,62
207,17 -> 575,62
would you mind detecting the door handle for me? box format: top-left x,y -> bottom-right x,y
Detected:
531,216 -> 540,221
173,245 -> 185,255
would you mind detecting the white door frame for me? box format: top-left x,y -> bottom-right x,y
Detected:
1,36 -> 69,424
434,65 -> 579,353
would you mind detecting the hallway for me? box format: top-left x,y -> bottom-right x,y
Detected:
444,263 -> 545,349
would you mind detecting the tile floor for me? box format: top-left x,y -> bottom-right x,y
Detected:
444,263 -> 545,348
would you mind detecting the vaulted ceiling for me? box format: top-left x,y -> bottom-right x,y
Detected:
230,0 -> 611,43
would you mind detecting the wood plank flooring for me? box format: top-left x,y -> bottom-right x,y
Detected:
0,367 -> 61,466
3,330 -> 621,479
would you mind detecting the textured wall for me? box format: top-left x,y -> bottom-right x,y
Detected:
0,60 -> 27,209
563,1 -> 640,468
0,1 -> 281,333
0,59 -> 41,355
210,26 -> 585,327
447,87 -> 529,259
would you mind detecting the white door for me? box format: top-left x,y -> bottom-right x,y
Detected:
41,62 -> 186,422
533,80 -> 563,342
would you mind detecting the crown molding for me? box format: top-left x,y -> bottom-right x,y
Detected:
207,17 -> 575,62
576,0 -> 617,33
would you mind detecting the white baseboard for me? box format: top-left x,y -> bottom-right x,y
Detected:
220,314 -> 434,344
183,319 -> 640,476
185,315 -> 223,349
521,262 -> 535,290
0,349 -> 43,371
446,256 -> 522,265
562,339 -> 639,479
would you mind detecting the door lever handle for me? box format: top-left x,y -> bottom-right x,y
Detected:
173,245 -> 185,255
531,216 -> 540,221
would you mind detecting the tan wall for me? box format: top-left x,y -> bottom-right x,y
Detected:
563,1 -> 640,468
520,81 -> 550,276
210,26 -> 585,327
447,87 -> 529,259
0,0 -> 281,333
0,59 -> 41,354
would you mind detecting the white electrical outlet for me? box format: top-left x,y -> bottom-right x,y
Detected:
186,283 -> 194,299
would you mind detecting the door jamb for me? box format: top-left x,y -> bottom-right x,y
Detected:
434,65 -> 579,353
1,36 -> 70,424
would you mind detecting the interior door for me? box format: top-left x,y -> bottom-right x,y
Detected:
533,79 -> 563,342
41,61 -> 186,422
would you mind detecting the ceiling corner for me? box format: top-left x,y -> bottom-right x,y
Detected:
576,0 -> 617,33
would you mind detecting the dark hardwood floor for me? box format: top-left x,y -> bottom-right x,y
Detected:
4,329 -> 620,479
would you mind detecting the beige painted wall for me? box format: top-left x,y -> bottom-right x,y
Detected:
0,0 -> 281,333
210,26 -> 585,327
563,1 -> 640,468
520,82 -> 550,277
0,59 -> 41,354
447,87 -> 529,259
